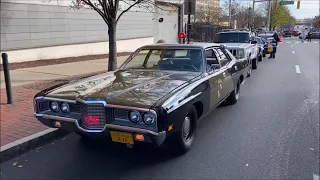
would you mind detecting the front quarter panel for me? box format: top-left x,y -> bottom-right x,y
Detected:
159,75 -> 211,135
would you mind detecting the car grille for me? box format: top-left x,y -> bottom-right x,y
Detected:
230,49 -> 237,57
80,103 -> 114,130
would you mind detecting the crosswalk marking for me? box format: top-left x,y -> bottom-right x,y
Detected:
279,41 -> 319,44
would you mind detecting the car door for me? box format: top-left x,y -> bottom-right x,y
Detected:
214,48 -> 235,99
205,48 -> 224,109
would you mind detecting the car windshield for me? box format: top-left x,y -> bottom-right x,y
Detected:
255,37 -> 262,44
214,32 -> 250,43
121,48 -> 203,72
258,34 -> 273,38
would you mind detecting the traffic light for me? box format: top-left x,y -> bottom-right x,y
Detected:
297,0 -> 301,9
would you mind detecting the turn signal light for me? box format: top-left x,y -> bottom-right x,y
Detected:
54,121 -> 61,127
135,134 -> 145,141
168,125 -> 174,131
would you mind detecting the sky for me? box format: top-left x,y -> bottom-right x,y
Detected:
220,0 -> 320,19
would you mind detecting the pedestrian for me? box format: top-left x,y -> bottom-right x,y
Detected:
273,30 -> 280,46
268,31 -> 279,59
301,30 -> 306,42
307,30 -> 312,42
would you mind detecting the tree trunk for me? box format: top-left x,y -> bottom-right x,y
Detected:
108,24 -> 117,71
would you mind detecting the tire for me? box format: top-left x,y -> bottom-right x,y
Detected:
258,54 -> 263,62
247,62 -> 252,77
169,106 -> 197,155
252,58 -> 258,69
76,132 -> 92,141
225,80 -> 240,105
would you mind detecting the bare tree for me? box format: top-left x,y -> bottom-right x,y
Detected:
195,4 -> 223,24
71,0 -> 177,72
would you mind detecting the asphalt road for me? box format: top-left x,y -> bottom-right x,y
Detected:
1,38 -> 319,180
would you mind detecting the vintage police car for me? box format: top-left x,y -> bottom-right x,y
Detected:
214,30 -> 261,70
258,33 -> 277,58
33,43 -> 247,155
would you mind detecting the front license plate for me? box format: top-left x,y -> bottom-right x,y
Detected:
110,131 -> 134,145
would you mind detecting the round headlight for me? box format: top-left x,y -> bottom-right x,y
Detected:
50,101 -> 59,112
129,110 -> 141,123
143,113 -> 156,125
60,102 -> 70,113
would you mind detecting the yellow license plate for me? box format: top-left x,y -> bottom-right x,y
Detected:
110,131 -> 134,145
268,44 -> 273,52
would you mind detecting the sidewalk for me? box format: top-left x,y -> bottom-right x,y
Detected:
0,55 -> 128,160
0,56 -> 128,87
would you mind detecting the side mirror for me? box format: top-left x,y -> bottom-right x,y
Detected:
251,40 -> 257,44
220,44 -> 226,50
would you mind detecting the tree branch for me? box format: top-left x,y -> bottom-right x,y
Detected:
116,0 -> 141,24
83,0 -> 111,26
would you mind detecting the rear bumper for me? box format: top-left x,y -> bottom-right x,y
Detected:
35,114 -> 167,147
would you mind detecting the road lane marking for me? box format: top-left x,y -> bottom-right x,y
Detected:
295,65 -> 301,74
314,174 -> 319,180
292,51 -> 295,54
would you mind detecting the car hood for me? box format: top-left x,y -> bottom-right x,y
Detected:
44,69 -> 201,108
221,43 -> 252,48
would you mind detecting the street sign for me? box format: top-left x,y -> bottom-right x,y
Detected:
279,1 -> 294,5
184,0 -> 196,15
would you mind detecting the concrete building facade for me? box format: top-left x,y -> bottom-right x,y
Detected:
0,0 -> 184,63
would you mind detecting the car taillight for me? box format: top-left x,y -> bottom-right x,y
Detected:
84,115 -> 99,125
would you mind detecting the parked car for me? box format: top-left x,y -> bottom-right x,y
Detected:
225,44 -> 256,77
257,33 -> 277,57
253,37 -> 264,61
283,30 -> 292,37
214,30 -> 261,70
311,31 -> 320,39
293,31 -> 299,37
33,43 -> 247,155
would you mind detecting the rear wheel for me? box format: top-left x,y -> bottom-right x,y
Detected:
169,106 -> 197,155
225,80 -> 240,105
252,58 -> 258,69
247,62 -> 252,77
258,54 -> 263,62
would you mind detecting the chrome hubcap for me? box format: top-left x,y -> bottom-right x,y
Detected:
183,116 -> 191,139
235,85 -> 239,99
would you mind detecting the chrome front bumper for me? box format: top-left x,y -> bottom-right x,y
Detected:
35,113 -> 166,146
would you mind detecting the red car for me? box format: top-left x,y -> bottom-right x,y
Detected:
279,35 -> 283,42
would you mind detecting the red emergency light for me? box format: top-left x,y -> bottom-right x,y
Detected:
178,32 -> 186,39
84,115 -> 99,125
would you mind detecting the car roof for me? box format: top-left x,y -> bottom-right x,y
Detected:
140,42 -> 221,49
258,33 -> 273,36
218,31 -> 250,34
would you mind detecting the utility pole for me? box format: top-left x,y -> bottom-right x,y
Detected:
229,0 -> 232,28
252,0 -> 256,29
187,0 -> 191,44
267,0 -> 272,31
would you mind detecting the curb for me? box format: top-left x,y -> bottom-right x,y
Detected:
0,128 -> 69,163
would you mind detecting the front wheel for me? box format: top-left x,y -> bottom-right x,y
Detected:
168,106 -> 197,155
